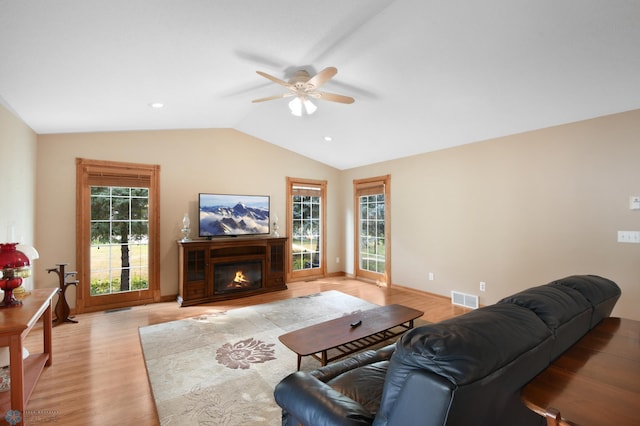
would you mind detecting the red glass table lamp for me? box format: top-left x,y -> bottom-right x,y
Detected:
0,243 -> 32,307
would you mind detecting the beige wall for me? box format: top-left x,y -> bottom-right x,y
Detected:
35,129 -> 342,302
0,103 -> 38,290
342,109 -> 640,320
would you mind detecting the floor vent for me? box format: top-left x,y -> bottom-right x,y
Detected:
451,291 -> 479,309
104,307 -> 132,314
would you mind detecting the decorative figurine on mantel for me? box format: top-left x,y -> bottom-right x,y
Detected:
0,243 -> 32,307
47,263 -> 79,325
272,214 -> 279,238
181,213 -> 191,242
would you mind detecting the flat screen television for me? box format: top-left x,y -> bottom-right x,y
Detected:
198,193 -> 270,238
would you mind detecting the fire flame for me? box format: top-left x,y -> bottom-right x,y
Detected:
233,270 -> 249,284
226,270 -> 251,289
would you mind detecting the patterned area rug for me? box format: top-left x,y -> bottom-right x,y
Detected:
139,291 -> 383,425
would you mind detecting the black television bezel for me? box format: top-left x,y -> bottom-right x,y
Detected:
197,193 -> 271,238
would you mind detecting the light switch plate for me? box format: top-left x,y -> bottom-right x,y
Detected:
618,230 -> 640,243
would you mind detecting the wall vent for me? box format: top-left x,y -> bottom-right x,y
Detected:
451,291 -> 479,309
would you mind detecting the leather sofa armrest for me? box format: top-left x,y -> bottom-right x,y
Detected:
311,344 -> 396,383
378,370 -> 454,426
275,371 -> 374,426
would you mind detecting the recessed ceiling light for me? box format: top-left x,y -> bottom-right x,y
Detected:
149,102 -> 164,109
324,136 -> 333,142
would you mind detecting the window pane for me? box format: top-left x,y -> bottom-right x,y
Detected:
359,193 -> 385,273
131,188 -> 148,197
91,187 -> 109,196
291,192 -> 322,271
131,221 -> 148,240
131,198 -> 148,220
112,198 -> 130,220
90,185 -> 150,295
91,195 -> 111,221
112,187 -> 129,196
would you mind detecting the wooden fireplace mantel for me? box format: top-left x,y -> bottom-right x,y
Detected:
177,237 -> 287,306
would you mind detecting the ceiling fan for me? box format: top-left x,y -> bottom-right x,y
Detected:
252,67 -> 355,116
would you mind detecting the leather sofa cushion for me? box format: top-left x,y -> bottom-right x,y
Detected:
327,360 -> 389,415
548,275 -> 620,327
311,345 -> 395,383
548,275 -> 619,303
498,284 -> 591,334
389,303 -> 550,386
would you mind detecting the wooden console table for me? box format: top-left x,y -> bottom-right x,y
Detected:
521,317 -> 640,425
0,287 -> 57,419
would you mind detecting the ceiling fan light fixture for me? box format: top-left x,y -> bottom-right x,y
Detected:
288,96 -> 317,116
303,98 -> 317,115
288,97 -> 303,116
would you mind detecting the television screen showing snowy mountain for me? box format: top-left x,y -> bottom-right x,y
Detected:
198,193 -> 270,237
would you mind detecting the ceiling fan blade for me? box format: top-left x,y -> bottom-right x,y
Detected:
256,71 -> 291,88
305,67 -> 337,90
251,93 -> 293,103
310,91 -> 355,104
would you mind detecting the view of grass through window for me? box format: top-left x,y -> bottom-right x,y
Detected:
359,194 -> 385,273
90,186 -> 150,295
292,194 -> 321,271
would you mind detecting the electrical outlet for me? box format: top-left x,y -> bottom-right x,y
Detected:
336,257 -> 340,263
428,272 -> 434,281
618,231 -> 640,243
480,281 -> 486,292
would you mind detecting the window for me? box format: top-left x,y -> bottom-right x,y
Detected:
89,186 -> 149,295
76,158 -> 160,312
287,177 -> 327,281
354,175 -> 391,285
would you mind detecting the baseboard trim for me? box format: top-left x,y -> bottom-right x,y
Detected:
392,282 -> 453,302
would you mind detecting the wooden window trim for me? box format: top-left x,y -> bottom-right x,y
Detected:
286,177 -> 327,282
353,174 -> 391,286
75,158 -> 161,313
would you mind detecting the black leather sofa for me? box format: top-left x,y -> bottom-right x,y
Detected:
274,275 -> 621,426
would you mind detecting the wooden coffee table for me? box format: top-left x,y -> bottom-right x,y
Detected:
279,304 -> 423,370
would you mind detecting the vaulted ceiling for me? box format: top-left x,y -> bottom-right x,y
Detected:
1,0 -> 639,169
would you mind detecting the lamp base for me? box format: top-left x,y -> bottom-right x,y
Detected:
0,289 -> 23,307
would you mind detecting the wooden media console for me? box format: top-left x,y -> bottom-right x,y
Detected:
177,237 -> 287,306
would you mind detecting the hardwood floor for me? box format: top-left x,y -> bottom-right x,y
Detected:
22,278 -> 470,426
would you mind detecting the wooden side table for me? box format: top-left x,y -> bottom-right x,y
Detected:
521,317 -> 640,425
0,287 -> 57,420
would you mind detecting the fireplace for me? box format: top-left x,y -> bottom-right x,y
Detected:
213,258 -> 263,295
